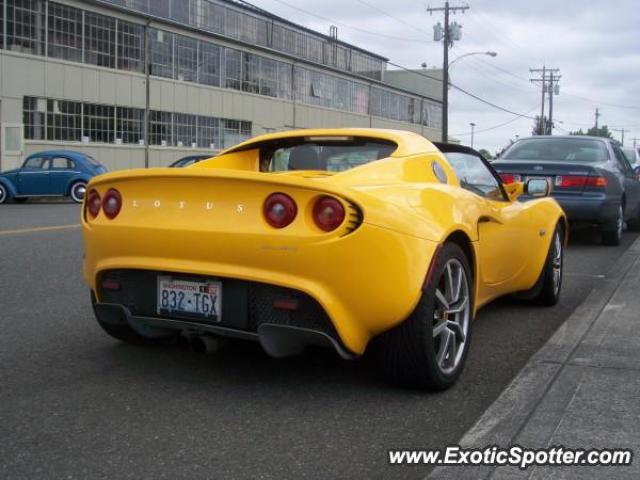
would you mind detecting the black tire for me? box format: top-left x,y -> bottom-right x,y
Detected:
529,223 -> 564,306
91,292 -> 175,346
69,181 -> 87,203
377,243 -> 473,390
627,207 -> 640,232
0,184 -> 7,204
601,204 -> 623,246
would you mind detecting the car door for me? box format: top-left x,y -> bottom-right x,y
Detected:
49,156 -> 78,195
444,150 -> 535,287
16,156 -> 51,195
612,144 -> 640,218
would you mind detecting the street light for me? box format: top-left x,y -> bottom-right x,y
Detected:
448,51 -> 497,70
442,51 -> 497,143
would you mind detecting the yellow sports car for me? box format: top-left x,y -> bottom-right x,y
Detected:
82,129 -> 566,390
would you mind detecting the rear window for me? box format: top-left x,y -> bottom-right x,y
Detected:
622,148 -> 638,165
502,138 -> 609,163
262,137 -> 397,173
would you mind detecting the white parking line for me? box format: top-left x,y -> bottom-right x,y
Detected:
0,224 -> 80,236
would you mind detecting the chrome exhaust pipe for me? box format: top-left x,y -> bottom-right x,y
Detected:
190,335 -> 221,355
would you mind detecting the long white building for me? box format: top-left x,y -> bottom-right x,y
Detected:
0,0 -> 443,171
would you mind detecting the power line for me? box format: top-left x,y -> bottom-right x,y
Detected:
450,105 -> 538,136
386,60 -> 537,119
354,0 -> 430,36
264,0 -> 430,43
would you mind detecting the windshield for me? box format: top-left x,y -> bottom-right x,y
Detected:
502,138 -> 609,163
264,138 -> 397,172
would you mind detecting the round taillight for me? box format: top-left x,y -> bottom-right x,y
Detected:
87,189 -> 101,218
264,193 -> 297,228
312,196 -> 345,232
102,188 -> 122,219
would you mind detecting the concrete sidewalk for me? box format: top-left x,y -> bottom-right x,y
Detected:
430,236 -> 640,480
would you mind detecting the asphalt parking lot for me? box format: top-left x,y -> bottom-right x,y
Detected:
1,203 -> 638,480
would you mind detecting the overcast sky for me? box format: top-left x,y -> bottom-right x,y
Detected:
253,0 -> 640,154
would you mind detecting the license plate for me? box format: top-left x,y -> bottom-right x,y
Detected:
157,276 -> 222,321
526,176 -> 553,191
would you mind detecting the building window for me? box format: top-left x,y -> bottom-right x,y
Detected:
149,111 -> 173,146
47,2 -> 83,62
5,0 -> 46,56
23,96 -> 46,140
225,48 -> 241,90
260,58 -> 278,97
117,20 -> 144,72
197,116 -> 220,149
149,28 -> 174,79
222,119 -> 251,149
0,0 -> 4,49
83,103 -> 115,143
84,11 -> 116,68
278,62 -> 292,100
175,35 -> 197,82
242,53 -> 260,94
198,41 -> 221,87
116,107 -> 144,144
174,113 -> 197,147
46,99 -> 82,141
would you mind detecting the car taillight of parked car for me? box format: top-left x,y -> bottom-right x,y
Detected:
499,173 -> 521,184
264,193 -> 297,228
312,196 -> 345,232
555,175 -> 608,188
87,189 -> 101,218
102,189 -> 122,219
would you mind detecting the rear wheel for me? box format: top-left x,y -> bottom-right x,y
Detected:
601,204 -> 623,246
0,184 -> 7,204
627,206 -> 640,232
377,243 -> 472,390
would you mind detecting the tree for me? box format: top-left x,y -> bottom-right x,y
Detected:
570,125 -> 613,139
478,148 -> 493,160
532,115 -> 551,135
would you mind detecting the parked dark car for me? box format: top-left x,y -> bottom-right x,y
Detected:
493,136 -> 640,246
169,154 -> 212,168
0,150 -> 107,204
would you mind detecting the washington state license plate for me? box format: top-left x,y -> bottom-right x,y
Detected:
157,276 -> 222,321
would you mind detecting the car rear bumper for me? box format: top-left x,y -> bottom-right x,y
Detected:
521,193 -> 618,225
83,222 -> 438,355
554,194 -> 619,225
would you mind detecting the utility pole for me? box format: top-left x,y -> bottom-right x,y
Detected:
632,137 -> 638,148
470,122 -> 476,148
530,66 -> 546,134
428,2 -> 469,143
530,67 -> 560,134
595,107 -> 601,129
547,71 -> 561,135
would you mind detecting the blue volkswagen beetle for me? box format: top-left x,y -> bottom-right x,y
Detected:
0,150 -> 107,204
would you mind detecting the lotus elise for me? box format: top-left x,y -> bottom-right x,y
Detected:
82,129 -> 567,389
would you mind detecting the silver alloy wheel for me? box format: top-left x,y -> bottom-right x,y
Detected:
0,185 -> 6,204
71,182 -> 87,203
432,258 -> 471,375
552,230 -> 563,295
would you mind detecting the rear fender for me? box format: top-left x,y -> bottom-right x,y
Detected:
0,177 -> 18,198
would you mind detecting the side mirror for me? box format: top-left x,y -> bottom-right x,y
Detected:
525,178 -> 550,198
503,181 -> 524,202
